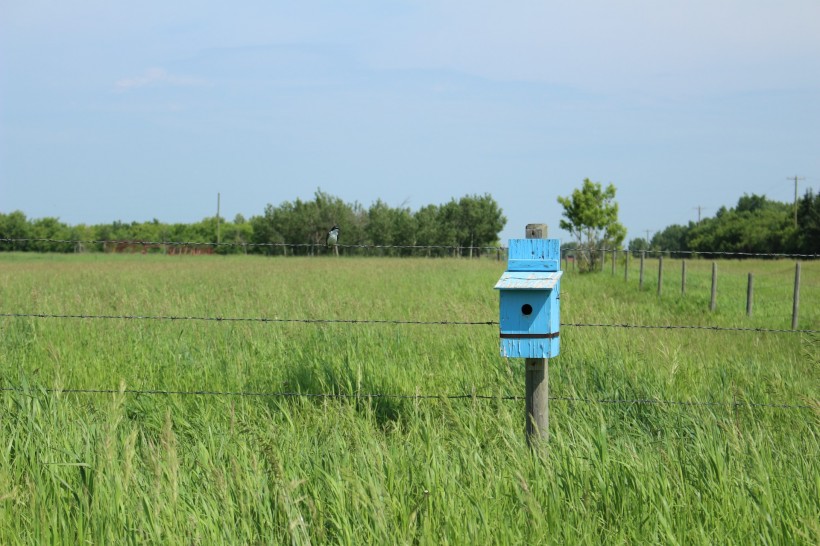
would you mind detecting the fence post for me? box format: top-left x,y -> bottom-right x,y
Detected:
624,250 -> 629,282
746,273 -> 754,317
681,260 -> 687,296
657,255 -> 664,297
710,262 -> 718,312
792,262 -> 801,329
639,251 -> 645,290
524,224 -> 550,444
600,249 -> 605,272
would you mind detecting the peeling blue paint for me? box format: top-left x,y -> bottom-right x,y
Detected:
495,238 -> 562,358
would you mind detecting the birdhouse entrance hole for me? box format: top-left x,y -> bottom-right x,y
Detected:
521,304 -> 533,316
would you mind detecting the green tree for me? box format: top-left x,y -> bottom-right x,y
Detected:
0,211 -> 31,251
627,237 -> 650,256
29,217 -> 72,252
796,189 -> 820,254
457,194 -> 506,257
414,205 -> 448,256
651,223 -> 693,257
688,194 -> 793,255
557,179 -> 626,272
250,189 -> 365,255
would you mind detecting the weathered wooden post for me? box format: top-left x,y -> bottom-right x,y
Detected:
600,249 -> 606,272
710,262 -> 718,312
639,251 -> 646,290
792,262 -> 801,329
495,224 -> 561,445
624,250 -> 629,282
612,249 -> 617,275
746,273 -> 754,317
657,255 -> 664,297
681,260 -> 687,296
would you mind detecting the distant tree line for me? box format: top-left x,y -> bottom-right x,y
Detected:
627,191 -> 820,257
0,190 -> 507,257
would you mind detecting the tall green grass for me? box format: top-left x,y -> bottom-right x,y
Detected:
0,253 -> 817,544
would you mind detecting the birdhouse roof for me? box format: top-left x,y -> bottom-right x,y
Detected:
494,271 -> 562,290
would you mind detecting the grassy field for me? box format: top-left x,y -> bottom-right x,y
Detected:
0,252 -> 817,544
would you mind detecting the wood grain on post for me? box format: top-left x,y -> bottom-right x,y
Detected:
792,262 -> 801,330
710,262 -> 718,312
681,260 -> 687,296
524,224 -> 549,445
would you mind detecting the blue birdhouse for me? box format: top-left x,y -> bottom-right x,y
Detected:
494,238 -> 562,358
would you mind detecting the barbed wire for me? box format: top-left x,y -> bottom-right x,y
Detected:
1,312 -> 816,334
0,312 -> 494,326
0,386 -> 813,410
564,248 -> 819,259
560,322 -> 818,335
2,237 -> 818,258
0,238 -> 502,252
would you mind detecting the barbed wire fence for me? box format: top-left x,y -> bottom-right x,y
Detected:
1,237 -> 818,259
1,312 -> 816,335
1,312 -> 817,412
0,385 -> 813,411
1,237 -> 817,413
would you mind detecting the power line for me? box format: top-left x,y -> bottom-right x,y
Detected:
1,312 -> 816,334
0,386 -> 812,410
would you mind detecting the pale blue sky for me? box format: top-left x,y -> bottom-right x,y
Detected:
1,1 -> 818,243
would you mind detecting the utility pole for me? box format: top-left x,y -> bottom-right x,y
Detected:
216,192 -> 221,245
693,205 -> 709,225
787,176 -> 805,229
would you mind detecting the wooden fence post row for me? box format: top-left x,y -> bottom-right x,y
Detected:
615,255 -> 803,328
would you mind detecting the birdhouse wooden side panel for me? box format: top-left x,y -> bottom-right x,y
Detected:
508,239 -> 561,272
498,286 -> 560,358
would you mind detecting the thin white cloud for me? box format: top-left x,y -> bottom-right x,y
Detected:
115,67 -> 207,90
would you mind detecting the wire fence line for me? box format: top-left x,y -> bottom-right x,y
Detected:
0,238 -> 502,252
565,248 -> 820,259
0,386 -> 813,411
1,237 -> 818,259
0,313 -> 495,327
1,312 -> 817,335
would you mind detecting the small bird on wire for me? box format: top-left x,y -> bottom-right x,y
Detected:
326,225 -> 340,247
